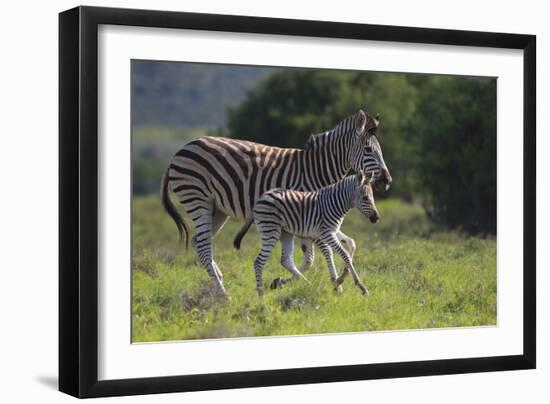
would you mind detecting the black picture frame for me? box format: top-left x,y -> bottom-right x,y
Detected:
59,5 -> 536,398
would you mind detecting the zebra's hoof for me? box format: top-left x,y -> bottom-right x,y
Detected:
333,285 -> 344,294
270,277 -> 286,290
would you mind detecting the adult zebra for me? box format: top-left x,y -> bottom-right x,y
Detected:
161,109 -> 391,296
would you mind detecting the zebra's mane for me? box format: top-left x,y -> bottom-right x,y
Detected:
304,132 -> 327,150
303,115 -> 356,150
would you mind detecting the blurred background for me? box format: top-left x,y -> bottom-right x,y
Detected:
132,60 -> 496,235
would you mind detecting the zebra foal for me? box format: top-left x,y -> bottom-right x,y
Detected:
252,171 -> 379,297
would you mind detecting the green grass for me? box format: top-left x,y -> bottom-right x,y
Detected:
132,195 -> 496,342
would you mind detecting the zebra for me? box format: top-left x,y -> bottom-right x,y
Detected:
161,109 -> 391,297
252,170 -> 379,297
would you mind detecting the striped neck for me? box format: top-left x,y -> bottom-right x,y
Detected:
300,121 -> 354,190
319,175 -> 357,220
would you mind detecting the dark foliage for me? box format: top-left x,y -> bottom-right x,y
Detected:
412,77 -> 496,234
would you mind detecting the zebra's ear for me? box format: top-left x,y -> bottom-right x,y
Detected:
355,109 -> 367,134
304,134 -> 315,149
305,133 -> 321,149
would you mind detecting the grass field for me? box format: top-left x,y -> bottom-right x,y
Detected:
132,195 -> 496,343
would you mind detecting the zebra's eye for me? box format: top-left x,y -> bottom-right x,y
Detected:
368,128 -> 376,135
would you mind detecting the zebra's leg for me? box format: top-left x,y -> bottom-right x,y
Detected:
210,209 -> 229,279
323,234 -> 369,295
315,239 -> 342,293
334,230 -> 355,279
254,228 -> 281,297
336,230 -> 356,258
298,238 -> 315,273
190,209 -> 228,281
274,231 -> 309,288
190,209 -> 228,297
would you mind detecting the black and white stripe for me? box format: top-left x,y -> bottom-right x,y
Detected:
161,109 -> 391,296
252,171 -> 379,296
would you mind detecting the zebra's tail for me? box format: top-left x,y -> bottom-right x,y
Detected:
161,168 -> 189,249
233,217 -> 254,250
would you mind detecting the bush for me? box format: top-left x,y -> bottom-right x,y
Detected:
411,77 -> 496,234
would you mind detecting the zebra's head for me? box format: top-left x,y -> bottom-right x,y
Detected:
355,171 -> 380,224
350,110 -> 392,193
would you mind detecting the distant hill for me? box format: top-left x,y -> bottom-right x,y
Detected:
131,60 -> 272,128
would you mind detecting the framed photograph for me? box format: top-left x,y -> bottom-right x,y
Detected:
59,6 -> 536,398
